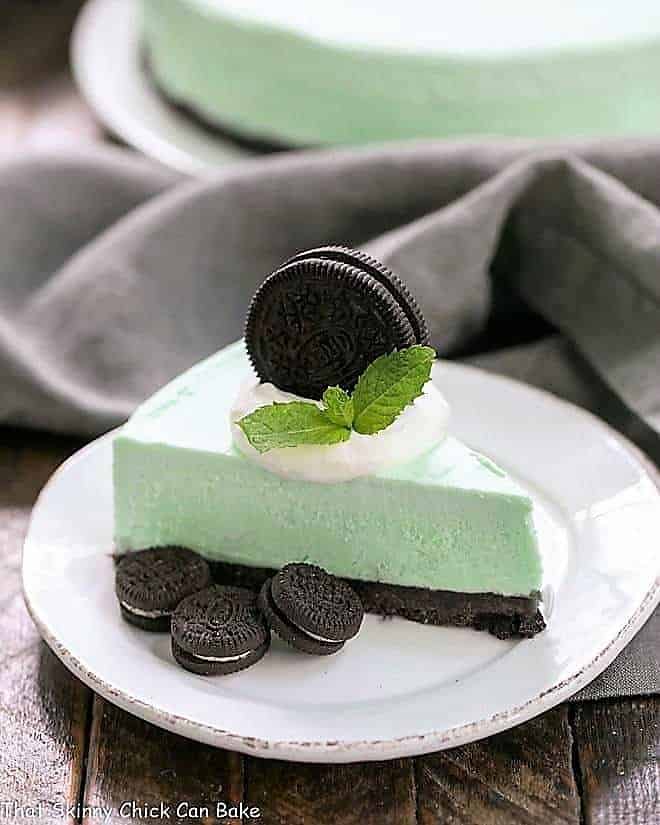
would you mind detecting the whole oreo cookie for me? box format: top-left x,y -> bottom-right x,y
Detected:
115,547 -> 211,632
258,579 -> 344,656
245,247 -> 429,399
171,585 -> 270,675
259,563 -> 364,655
286,246 -> 430,348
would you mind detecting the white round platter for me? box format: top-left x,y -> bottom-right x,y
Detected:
23,362 -> 660,763
71,0 -> 252,174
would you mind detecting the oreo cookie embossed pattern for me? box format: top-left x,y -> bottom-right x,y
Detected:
172,585 -> 271,676
245,246 -> 431,399
259,564 -> 364,655
115,548 -> 364,674
115,547 -> 211,631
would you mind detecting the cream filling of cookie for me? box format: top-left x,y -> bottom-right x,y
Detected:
189,649 -> 255,663
292,623 -> 343,644
120,601 -> 171,619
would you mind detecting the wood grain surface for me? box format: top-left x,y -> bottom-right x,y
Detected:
246,757 -> 416,825
0,432 -> 90,825
2,1 -> 85,87
0,11 -> 659,825
83,696 -> 244,825
573,698 -> 660,825
1,0 -> 100,159
416,706 -> 580,825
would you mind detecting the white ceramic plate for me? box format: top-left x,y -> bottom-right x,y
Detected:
23,363 -> 660,763
71,0 -> 252,174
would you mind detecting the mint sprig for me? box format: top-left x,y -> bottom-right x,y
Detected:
237,345 -> 435,454
352,346 -> 435,435
322,386 -> 354,428
237,401 -> 350,454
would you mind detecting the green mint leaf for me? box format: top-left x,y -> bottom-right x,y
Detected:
352,345 -> 435,435
322,386 -> 354,428
237,402 -> 351,454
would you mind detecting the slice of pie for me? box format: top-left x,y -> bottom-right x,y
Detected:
114,248 -> 545,638
114,342 -> 544,638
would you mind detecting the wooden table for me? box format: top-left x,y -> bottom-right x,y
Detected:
1,8 -> 658,823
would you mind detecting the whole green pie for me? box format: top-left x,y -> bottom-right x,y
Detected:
142,0 -> 660,145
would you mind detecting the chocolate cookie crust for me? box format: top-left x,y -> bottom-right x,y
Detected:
143,49 -> 293,154
208,560 -> 545,640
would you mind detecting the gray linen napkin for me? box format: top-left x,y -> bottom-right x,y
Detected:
3,140 -> 657,702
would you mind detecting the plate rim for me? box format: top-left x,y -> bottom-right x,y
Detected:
71,0 -> 251,174
22,363 -> 660,762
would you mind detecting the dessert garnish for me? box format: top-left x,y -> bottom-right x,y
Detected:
237,344 -> 435,453
115,547 -> 211,631
171,585 -> 270,675
245,245 -> 430,400
285,246 -> 431,346
258,563 -> 364,656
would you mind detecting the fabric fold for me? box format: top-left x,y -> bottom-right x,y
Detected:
2,140 -> 659,443
0,140 -> 658,700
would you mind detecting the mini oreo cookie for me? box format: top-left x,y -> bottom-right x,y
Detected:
245,247 -> 429,399
171,585 -> 270,675
258,579 -> 344,656
115,547 -> 211,631
259,563 -> 364,655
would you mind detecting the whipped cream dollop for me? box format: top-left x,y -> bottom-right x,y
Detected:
230,377 -> 450,483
